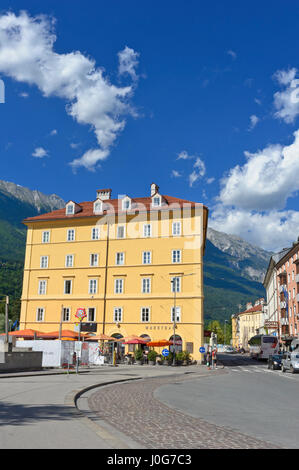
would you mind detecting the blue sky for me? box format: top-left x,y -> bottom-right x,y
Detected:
0,1 -> 299,251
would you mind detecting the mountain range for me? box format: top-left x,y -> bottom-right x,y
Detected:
0,180 -> 269,323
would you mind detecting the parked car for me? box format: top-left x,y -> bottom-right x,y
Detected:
224,346 -> 235,354
281,351 -> 299,373
267,353 -> 283,370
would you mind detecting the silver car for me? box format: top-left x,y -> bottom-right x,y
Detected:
281,352 -> 299,374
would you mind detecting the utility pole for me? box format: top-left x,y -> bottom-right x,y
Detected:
171,273 -> 195,366
5,296 -> 9,344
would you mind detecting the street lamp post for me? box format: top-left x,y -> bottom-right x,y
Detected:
224,319 -> 228,346
171,273 -> 195,366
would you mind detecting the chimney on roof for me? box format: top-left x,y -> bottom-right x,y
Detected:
246,302 -> 253,310
151,183 -> 159,196
96,189 -> 112,200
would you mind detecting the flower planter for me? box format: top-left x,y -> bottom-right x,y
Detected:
148,360 -> 156,366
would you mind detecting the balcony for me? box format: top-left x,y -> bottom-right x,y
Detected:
281,317 -> 289,326
280,301 -> 287,309
279,284 -> 287,293
281,325 -> 290,336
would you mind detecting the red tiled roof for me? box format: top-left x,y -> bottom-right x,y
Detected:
23,195 -> 207,223
240,304 -> 263,315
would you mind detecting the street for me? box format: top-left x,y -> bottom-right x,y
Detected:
1,356 -> 299,449
156,353 -> 299,448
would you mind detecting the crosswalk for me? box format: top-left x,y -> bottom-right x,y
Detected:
228,365 -> 299,380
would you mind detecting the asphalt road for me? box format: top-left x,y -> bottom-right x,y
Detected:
156,353 -> 299,448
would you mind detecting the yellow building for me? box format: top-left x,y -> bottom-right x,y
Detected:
20,183 -> 208,360
235,300 -> 265,350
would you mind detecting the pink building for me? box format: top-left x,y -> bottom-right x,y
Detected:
276,241 -> 299,342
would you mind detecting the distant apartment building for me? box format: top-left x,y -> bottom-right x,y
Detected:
20,183 -> 208,360
232,299 -> 265,349
263,248 -> 291,340
275,240 -> 299,341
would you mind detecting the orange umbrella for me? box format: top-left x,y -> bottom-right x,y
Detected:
147,339 -> 173,347
0,329 -> 43,339
85,333 -> 116,341
38,330 -> 90,340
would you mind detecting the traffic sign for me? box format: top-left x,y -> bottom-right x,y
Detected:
162,349 -> 169,357
199,347 -> 206,353
75,308 -> 87,320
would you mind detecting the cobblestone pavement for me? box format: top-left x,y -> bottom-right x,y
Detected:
88,372 -> 280,449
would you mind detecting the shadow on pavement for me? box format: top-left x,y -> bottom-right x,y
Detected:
0,401 -> 77,426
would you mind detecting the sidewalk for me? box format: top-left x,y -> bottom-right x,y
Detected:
0,363 -> 220,449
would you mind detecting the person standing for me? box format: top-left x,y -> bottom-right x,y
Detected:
212,348 -> 217,369
206,348 -> 211,369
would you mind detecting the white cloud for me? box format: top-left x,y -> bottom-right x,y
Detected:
0,11 -> 139,171
218,130 -> 299,211
32,147 -> 48,158
177,150 -> 193,160
273,67 -> 299,123
50,129 -> 57,136
254,98 -> 262,105
70,148 -> 109,172
248,114 -> 259,130
206,177 -> 215,184
209,206 -> 299,252
19,92 -> 29,98
118,46 -> 140,81
171,170 -> 182,178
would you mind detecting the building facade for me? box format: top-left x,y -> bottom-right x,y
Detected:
275,241 -> 299,342
20,184 -> 208,360
233,299 -> 265,349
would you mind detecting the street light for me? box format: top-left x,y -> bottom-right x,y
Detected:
0,296 -> 9,343
224,319 -> 229,346
170,273 -> 195,366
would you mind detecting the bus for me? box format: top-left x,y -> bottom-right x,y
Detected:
248,334 -> 279,360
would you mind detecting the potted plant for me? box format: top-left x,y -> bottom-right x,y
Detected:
176,351 -> 184,366
148,350 -> 158,365
134,348 -> 143,365
167,351 -> 173,365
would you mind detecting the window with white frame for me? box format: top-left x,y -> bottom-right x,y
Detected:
143,224 -> 152,237
67,229 -> 75,242
66,203 -> 75,215
114,278 -> 124,294
42,231 -> 50,243
90,253 -> 99,267
142,251 -> 152,264
64,279 -> 72,295
172,250 -> 181,263
94,201 -> 103,214
116,252 -> 125,265
141,307 -> 150,322
91,227 -> 100,240
65,255 -> 74,268
113,307 -> 123,322
171,306 -> 181,322
40,256 -> 48,269
89,279 -> 98,295
152,196 -> 161,207
63,307 -> 71,322
38,280 -> 47,295
122,198 -> 131,210
142,278 -> 151,294
117,225 -> 125,239
172,222 -> 181,236
171,276 -> 181,293
36,307 -> 45,322
88,307 -> 96,322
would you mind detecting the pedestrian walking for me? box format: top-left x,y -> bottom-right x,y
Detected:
212,348 -> 217,369
206,348 -> 211,369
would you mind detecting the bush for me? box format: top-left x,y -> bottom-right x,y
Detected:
134,348 -> 143,361
148,350 -> 158,361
